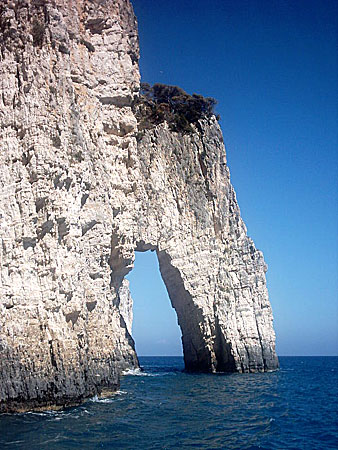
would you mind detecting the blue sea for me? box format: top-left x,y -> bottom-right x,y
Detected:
0,356 -> 337,449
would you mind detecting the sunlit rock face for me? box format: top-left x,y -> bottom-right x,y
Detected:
134,122 -> 278,375
0,0 -> 278,412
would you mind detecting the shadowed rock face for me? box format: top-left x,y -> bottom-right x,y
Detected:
0,0 -> 278,412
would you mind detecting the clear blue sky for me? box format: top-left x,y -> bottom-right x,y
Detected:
127,0 -> 338,356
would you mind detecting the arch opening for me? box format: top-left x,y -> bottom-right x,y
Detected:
117,243 -> 238,373
126,250 -> 183,357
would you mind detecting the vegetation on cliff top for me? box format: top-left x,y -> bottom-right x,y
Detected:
133,83 -> 219,134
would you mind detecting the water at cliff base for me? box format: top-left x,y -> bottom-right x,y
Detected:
0,356 -> 337,449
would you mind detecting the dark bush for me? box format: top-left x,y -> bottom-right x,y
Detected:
133,82 -> 218,134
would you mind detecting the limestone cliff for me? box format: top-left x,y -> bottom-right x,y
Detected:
0,0 -> 278,413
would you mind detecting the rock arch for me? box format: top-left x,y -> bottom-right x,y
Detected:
128,242 -> 221,372
0,0 -> 278,412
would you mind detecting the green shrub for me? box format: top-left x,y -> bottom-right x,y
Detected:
133,82 -> 218,134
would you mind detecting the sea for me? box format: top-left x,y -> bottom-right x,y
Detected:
0,356 -> 337,449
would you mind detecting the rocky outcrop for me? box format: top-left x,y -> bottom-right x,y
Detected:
0,0 -> 278,412
135,121 -> 278,374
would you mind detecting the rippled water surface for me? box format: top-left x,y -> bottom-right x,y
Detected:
0,356 -> 337,449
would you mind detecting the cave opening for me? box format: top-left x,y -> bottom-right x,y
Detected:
126,250 -> 183,357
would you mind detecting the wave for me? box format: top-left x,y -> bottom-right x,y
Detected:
122,368 -> 143,376
90,391 -> 127,403
122,368 -> 175,377
90,396 -> 115,404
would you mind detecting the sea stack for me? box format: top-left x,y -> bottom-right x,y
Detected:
0,0 -> 278,413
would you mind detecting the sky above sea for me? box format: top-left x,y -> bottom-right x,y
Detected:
127,0 -> 338,356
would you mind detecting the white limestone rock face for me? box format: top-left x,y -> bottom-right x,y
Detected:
0,0 -> 139,413
132,121 -> 278,374
118,279 -> 133,336
0,0 -> 278,412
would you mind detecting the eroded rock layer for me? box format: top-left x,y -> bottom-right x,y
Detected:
0,0 -> 278,412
